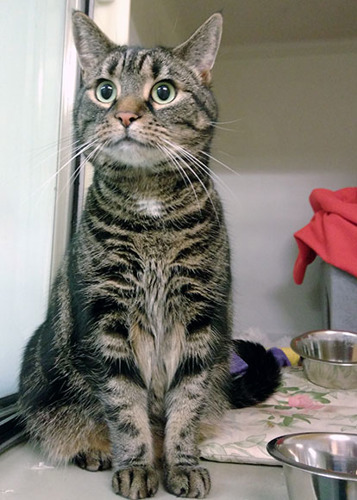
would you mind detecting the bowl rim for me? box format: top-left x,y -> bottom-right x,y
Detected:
291,330 -> 357,365
267,432 -> 357,481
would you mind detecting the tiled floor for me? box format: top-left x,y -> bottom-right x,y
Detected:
0,443 -> 288,499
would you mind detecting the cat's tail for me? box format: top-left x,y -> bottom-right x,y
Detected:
228,340 -> 281,409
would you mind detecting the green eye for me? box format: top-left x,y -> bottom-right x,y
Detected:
151,81 -> 176,104
95,80 -> 117,103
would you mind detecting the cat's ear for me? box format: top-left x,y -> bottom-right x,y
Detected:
72,11 -> 116,76
173,13 -> 222,85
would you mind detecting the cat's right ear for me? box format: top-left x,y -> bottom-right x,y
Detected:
173,13 -> 223,86
72,11 -> 116,77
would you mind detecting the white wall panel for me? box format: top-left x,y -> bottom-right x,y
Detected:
0,0 -> 66,397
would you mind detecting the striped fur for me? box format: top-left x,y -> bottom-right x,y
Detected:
19,12 -> 279,499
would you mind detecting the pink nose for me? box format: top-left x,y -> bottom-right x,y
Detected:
115,111 -> 140,128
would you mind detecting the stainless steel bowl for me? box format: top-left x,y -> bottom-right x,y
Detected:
291,330 -> 357,389
267,433 -> 357,500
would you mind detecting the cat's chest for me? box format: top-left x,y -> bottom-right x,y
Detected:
140,257 -> 168,334
135,198 -> 163,218
127,252 -> 185,391
128,235 -> 188,387
88,219 -> 215,390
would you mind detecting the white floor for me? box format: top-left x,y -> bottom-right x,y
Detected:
0,443 -> 289,499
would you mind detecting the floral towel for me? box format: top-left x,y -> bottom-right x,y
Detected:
199,366 -> 357,465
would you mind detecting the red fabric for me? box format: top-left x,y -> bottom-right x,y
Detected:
293,187 -> 357,284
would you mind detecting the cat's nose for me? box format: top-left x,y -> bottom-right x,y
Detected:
115,111 -> 140,128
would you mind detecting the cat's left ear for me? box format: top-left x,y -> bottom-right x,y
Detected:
173,13 -> 222,85
72,11 -> 116,77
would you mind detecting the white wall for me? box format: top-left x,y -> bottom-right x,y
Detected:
212,43 -> 357,342
94,0 -> 131,45
0,1 -> 66,397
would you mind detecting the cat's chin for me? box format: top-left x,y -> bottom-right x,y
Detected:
103,139 -> 166,169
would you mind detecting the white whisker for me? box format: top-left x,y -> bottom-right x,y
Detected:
210,124 -> 237,132
211,118 -> 241,125
28,136 -> 80,172
156,143 -> 201,213
56,140 -> 103,201
160,139 -> 235,200
171,144 -> 235,199
160,138 -> 219,220
209,118 -> 241,132
200,150 -> 240,177
28,134 -> 74,157
23,138 -> 100,208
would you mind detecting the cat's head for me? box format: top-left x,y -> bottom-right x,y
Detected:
72,11 -> 222,174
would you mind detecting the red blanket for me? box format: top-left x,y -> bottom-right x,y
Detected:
293,187 -> 357,284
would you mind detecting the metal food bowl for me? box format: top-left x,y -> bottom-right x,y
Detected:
267,432 -> 357,500
291,330 -> 357,389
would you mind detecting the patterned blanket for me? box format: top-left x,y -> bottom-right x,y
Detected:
200,366 -> 357,464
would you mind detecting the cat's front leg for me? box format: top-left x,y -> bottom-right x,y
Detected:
101,374 -> 159,499
163,372 -> 211,499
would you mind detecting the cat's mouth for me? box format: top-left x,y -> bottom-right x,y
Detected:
102,137 -> 165,168
108,137 -> 147,148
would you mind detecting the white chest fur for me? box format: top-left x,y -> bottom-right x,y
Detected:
136,198 -> 163,217
131,258 -> 185,390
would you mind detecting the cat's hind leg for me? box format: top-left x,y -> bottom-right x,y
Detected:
19,324 -> 112,471
22,403 -> 112,470
74,449 -> 112,472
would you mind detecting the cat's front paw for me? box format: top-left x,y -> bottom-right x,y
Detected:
164,465 -> 211,498
112,466 -> 159,499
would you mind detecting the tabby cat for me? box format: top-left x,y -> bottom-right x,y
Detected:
19,11 -> 280,499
